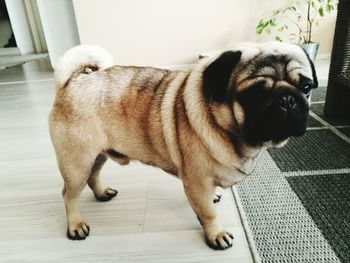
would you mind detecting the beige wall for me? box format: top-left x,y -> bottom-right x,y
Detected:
73,0 -> 336,67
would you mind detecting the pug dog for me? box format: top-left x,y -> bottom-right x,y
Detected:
49,42 -> 317,250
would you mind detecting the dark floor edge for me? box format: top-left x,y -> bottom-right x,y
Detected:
231,186 -> 261,263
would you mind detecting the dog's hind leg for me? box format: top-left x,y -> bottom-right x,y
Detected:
58,150 -> 99,240
50,125 -> 103,240
87,154 -> 118,201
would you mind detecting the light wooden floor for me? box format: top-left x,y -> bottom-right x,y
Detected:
0,58 -> 254,262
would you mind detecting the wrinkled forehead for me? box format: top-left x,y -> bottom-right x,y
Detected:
232,42 -> 313,84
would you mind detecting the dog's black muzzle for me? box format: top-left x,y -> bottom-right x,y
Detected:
244,91 -> 309,145
277,93 -> 307,137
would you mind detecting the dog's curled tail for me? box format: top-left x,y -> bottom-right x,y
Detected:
54,45 -> 114,87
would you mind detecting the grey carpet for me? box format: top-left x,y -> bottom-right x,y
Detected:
287,173 -> 350,263
269,129 -> 350,172
234,88 -> 350,263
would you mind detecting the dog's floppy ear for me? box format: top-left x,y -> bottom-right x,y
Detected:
203,50 -> 242,102
299,47 -> 318,89
306,55 -> 318,89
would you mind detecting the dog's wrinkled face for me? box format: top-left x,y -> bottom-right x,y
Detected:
203,42 -> 318,147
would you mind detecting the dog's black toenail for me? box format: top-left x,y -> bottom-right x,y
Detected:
82,227 -> 89,236
215,238 -> 223,250
109,188 -> 118,193
213,194 -> 222,203
71,230 -> 85,240
205,238 -> 219,250
67,230 -> 75,240
223,236 -> 231,246
106,192 -> 117,197
74,230 -> 80,240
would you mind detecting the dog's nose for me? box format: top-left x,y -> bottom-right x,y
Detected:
279,94 -> 297,111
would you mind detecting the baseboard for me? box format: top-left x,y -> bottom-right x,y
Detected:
154,52 -> 330,71
0,48 -> 21,56
157,64 -> 195,70
316,53 -> 331,61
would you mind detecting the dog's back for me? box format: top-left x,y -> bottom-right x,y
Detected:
50,45 -> 185,175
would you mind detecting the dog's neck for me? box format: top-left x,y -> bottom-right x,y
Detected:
210,102 -> 263,160
182,63 -> 262,171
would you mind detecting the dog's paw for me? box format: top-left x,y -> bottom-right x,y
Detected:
95,187 -> 118,202
67,221 -> 90,240
205,230 -> 234,250
213,191 -> 222,203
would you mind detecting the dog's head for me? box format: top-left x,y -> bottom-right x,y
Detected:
203,42 -> 318,147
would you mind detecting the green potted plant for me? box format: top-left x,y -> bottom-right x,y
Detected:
256,0 -> 338,61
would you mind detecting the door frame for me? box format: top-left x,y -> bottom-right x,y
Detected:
4,0 -> 47,55
23,0 -> 47,53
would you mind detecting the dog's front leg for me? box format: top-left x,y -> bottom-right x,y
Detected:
182,170 -> 233,250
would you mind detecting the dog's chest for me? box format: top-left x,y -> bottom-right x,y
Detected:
214,164 -> 247,188
213,153 -> 261,188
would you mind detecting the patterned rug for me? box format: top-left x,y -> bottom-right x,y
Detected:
233,86 -> 350,263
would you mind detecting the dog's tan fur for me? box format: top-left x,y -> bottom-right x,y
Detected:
49,43 -> 314,249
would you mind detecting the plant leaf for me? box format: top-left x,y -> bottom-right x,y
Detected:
319,7 -> 324,16
272,10 -> 281,15
275,36 -> 283,42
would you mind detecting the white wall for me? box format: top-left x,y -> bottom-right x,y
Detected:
37,0 -> 80,68
247,0 -> 336,55
312,14 -> 336,54
5,0 -> 34,54
73,0 -> 336,66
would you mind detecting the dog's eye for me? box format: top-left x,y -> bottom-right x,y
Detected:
301,83 -> 312,94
